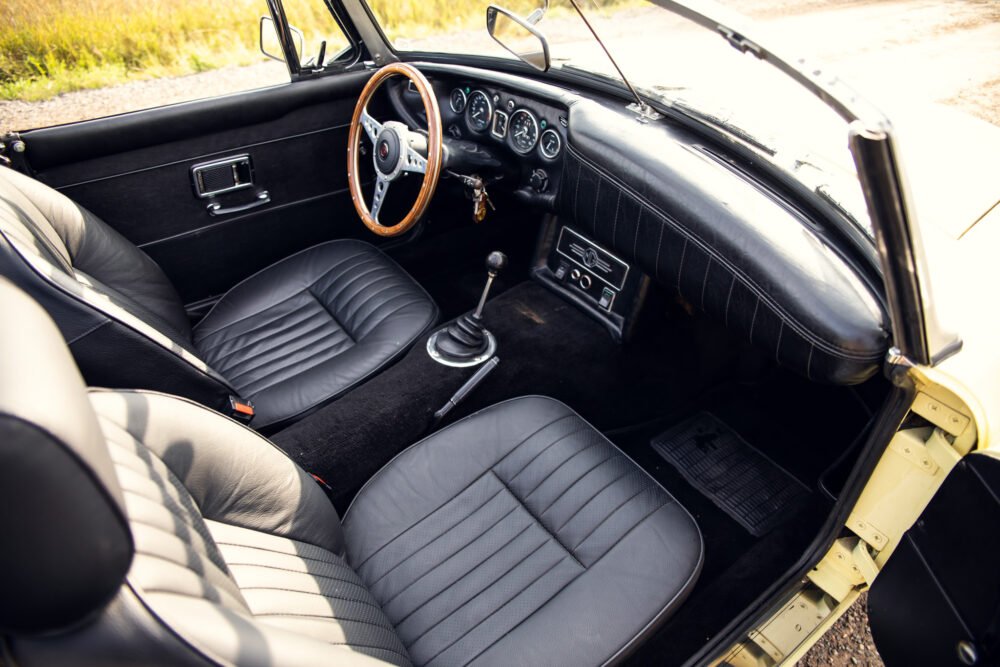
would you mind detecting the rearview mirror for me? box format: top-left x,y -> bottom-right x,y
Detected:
259,15 -> 304,64
486,5 -> 551,72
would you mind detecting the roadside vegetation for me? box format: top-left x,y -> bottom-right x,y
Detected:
1,0 -> 609,102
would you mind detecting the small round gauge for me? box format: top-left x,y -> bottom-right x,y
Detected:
449,88 -> 467,114
508,109 -> 539,154
539,128 -> 562,159
466,90 -> 493,132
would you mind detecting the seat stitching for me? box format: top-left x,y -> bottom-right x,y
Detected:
504,426 -> 593,486
237,347 -> 348,397
192,249 -> 372,339
204,307 -> 331,366
379,514 -> 533,610
254,611 -> 396,631
199,301 -> 326,356
239,586 -> 383,610
402,547 -> 562,650
584,499 -> 673,571
352,470 -> 499,571
351,413 -> 578,572
128,512 -> 216,555
518,439 -> 606,506
459,500 -> 674,666
490,413 -> 577,470
551,466 -> 637,534
214,541 -> 346,566
535,451 -> 617,520
569,484 -> 658,553
415,556 -> 570,660
211,317 -> 346,380
314,264 -> 388,318
389,525 -> 541,628
194,289 -> 311,341
122,489 -> 223,568
331,272 -> 404,326
367,498 -> 518,590
222,324 -> 346,385
233,330 -> 355,393
353,296 -> 430,340
133,548 -> 239,592
139,584 -> 246,610
490,471 -> 583,568
306,286 -> 357,345
314,640 -> 411,663
224,562 -> 365,587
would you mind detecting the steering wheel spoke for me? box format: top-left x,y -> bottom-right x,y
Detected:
360,108 -> 383,145
370,175 -> 390,222
402,144 -> 428,174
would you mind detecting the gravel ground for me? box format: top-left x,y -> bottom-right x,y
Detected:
799,593 -> 883,667
1,2 -> 996,665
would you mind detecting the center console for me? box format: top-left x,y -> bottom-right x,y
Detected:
533,219 -> 648,341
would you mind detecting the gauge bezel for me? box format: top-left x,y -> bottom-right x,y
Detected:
539,128 -> 562,159
465,89 -> 493,133
491,110 -> 509,139
508,109 -> 540,154
449,88 -> 467,114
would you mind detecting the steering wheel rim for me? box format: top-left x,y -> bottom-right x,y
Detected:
347,63 -> 443,237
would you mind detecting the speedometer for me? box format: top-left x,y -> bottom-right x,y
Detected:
508,109 -> 539,154
466,90 -> 492,132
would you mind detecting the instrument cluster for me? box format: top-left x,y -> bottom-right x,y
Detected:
446,85 -> 564,163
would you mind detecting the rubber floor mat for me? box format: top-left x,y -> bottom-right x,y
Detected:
651,412 -> 810,536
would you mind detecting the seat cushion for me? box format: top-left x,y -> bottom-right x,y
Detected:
193,240 -> 437,429
342,396 -> 703,667
208,521 -> 412,666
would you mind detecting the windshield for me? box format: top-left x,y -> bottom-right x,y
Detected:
365,0 -> 871,234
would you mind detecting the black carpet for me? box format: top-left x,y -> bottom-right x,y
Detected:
651,412 -> 811,536
271,280 -> 735,512
613,370 -> 881,665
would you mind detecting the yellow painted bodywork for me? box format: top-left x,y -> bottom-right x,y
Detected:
715,367 -> 982,666
712,108 -> 1000,665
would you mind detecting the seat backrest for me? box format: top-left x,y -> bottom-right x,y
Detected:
0,166 -> 234,413
0,279 -> 405,667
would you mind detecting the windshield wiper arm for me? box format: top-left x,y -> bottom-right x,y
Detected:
565,0 -> 661,121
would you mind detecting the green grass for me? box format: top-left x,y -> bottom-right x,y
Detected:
1,0 -> 630,101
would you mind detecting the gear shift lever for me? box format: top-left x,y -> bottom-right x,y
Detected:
474,251 -> 507,318
427,251 -> 507,366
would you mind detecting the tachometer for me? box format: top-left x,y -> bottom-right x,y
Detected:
508,109 -> 539,154
466,90 -> 492,132
539,128 -> 562,159
449,88 -> 467,113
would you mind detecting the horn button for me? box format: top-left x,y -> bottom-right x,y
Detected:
374,125 -> 403,177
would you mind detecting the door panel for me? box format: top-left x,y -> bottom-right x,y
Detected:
868,453 -> 1000,666
17,71 -> 378,304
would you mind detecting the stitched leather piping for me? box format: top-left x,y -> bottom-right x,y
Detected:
565,145 -> 885,361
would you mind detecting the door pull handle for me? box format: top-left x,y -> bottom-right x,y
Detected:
207,191 -> 270,216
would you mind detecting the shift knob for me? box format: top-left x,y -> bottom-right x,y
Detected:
486,251 -> 508,274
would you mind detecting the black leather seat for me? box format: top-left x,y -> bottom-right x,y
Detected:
0,167 -> 437,429
0,280 -> 703,667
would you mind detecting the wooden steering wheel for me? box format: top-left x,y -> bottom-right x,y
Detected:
347,64 -> 443,237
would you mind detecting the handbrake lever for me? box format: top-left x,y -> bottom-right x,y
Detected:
431,357 -> 500,426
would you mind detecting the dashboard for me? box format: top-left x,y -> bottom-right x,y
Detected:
393,75 -> 569,208
444,86 -> 565,162
387,63 -> 888,386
